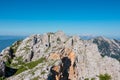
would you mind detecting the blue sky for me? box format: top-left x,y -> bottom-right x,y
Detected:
0,0 -> 120,38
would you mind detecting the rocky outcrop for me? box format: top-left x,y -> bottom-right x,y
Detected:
0,31 -> 120,80
0,61 -> 5,77
48,48 -> 77,80
93,36 -> 120,61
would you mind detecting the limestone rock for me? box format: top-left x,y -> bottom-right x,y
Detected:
0,31 -> 120,80
93,36 -> 120,60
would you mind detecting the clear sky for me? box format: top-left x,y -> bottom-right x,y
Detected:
0,0 -> 120,38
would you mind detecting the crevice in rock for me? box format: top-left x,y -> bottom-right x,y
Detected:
48,56 -> 76,80
60,57 -> 71,80
30,50 -> 34,61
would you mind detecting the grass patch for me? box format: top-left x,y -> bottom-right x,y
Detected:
10,40 -> 22,53
32,76 -> 39,80
25,57 -> 45,69
5,58 -> 12,67
11,56 -> 25,67
98,73 -> 111,80
84,78 -> 89,80
15,57 -> 45,75
41,71 -> 46,75
23,45 -> 30,53
15,66 -> 27,75
0,77 -> 5,80
91,78 -> 95,80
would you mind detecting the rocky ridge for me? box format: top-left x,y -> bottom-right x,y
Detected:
0,31 -> 120,80
93,36 -> 120,61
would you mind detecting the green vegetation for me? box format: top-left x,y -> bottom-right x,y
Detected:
91,78 -> 95,80
57,37 -> 61,42
15,66 -> 27,75
25,58 -> 45,69
23,45 -> 30,52
7,40 -> 21,66
11,56 -> 25,67
5,57 -> 12,67
0,77 -> 5,80
31,71 -> 35,75
27,39 -> 32,43
41,71 -> 46,75
32,76 -> 39,80
15,57 -> 45,75
10,40 -> 22,53
98,73 -> 111,80
84,78 -> 89,80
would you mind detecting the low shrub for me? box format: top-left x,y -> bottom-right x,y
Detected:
15,57 -> 45,75
99,73 -> 111,80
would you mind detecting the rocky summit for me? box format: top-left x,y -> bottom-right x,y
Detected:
0,31 -> 120,80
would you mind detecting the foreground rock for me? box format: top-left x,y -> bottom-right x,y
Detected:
0,31 -> 120,80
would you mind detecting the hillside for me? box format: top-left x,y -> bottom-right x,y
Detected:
0,31 -> 120,80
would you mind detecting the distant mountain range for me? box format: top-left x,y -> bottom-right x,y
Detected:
80,35 -> 120,40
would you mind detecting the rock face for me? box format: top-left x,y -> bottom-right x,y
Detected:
0,61 -> 5,77
93,36 -> 120,60
48,48 -> 77,80
0,31 -> 120,80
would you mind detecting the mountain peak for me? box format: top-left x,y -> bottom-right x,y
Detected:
0,31 -> 120,80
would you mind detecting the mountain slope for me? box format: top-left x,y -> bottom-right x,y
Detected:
0,31 -> 120,80
93,36 -> 120,61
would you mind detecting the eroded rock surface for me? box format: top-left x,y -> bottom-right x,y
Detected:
93,36 -> 120,60
0,31 -> 120,80
48,48 -> 77,80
